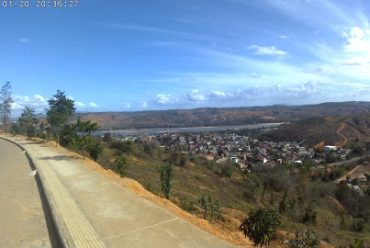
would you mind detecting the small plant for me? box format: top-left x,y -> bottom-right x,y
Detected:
349,239 -> 365,248
302,207 -> 317,225
351,218 -> 364,232
285,230 -> 319,248
114,157 -> 128,177
199,195 -> 222,221
180,199 -> 197,214
159,162 -> 174,199
221,165 -> 232,178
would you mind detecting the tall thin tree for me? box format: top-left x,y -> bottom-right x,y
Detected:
0,82 -> 13,132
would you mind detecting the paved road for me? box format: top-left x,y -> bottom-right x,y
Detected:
314,153 -> 370,170
3,136 -> 239,248
0,139 -> 51,248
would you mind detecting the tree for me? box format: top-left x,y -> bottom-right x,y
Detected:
160,162 -> 174,199
18,107 -> 37,137
286,230 -> 319,248
46,90 -> 75,145
0,82 -> 13,131
10,123 -> 21,135
239,208 -> 281,247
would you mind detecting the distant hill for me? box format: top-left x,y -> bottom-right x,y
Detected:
76,101 -> 370,130
260,114 -> 370,147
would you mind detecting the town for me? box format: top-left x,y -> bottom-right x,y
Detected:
107,131 -> 358,170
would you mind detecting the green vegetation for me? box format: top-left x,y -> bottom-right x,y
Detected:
114,157 -> 128,177
18,107 -> 37,137
46,90 -> 75,145
11,89 -> 103,163
0,82 -> 13,132
199,195 -> 222,221
8,91 -> 370,246
159,162 -> 174,199
286,230 -> 319,248
239,207 -> 281,247
96,136 -> 370,246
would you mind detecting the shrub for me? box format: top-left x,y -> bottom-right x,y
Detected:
110,140 -> 134,154
114,157 -> 128,177
221,165 -> 233,178
159,163 -> 174,199
199,195 -> 222,221
239,208 -> 281,247
87,140 -> 103,161
351,218 -> 364,232
349,239 -> 365,248
285,230 -> 319,248
302,207 -> 317,225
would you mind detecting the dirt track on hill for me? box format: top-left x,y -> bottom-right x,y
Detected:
336,122 -> 348,147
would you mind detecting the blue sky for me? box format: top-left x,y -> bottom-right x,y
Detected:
1,0 -> 370,114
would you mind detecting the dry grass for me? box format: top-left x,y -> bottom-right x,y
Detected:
33,137 -> 254,247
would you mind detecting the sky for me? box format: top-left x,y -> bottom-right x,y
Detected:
1,0 -> 370,114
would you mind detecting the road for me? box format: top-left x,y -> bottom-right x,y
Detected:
315,153 -> 370,170
1,136 -> 240,248
0,139 -> 51,248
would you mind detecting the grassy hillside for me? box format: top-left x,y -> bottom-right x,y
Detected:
95,138 -> 370,247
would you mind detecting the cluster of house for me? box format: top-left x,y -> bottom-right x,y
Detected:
118,132 -> 353,170
339,173 -> 369,196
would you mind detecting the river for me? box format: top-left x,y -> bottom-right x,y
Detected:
94,122 -> 285,136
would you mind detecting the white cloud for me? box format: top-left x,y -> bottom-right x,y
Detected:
19,38 -> 30,43
12,94 -> 48,111
188,89 -> 206,101
155,94 -> 178,105
248,45 -> 287,56
344,26 -> 370,53
209,90 -> 234,100
75,101 -> 85,107
89,102 -> 98,108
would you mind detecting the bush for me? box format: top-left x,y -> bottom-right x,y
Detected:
159,163 -> 174,199
114,157 -> 128,177
180,199 -> 197,214
199,195 -> 222,221
302,207 -> 317,225
110,140 -> 134,154
239,208 -> 281,247
349,239 -> 365,248
221,165 -> 233,178
351,218 -> 364,232
10,123 -> 21,135
87,140 -> 103,161
285,230 -> 319,248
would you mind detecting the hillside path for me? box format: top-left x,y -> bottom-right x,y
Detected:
336,122 -> 348,147
2,135 -> 238,248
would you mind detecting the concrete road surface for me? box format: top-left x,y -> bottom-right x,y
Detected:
0,139 -> 51,248
3,136 -> 238,248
